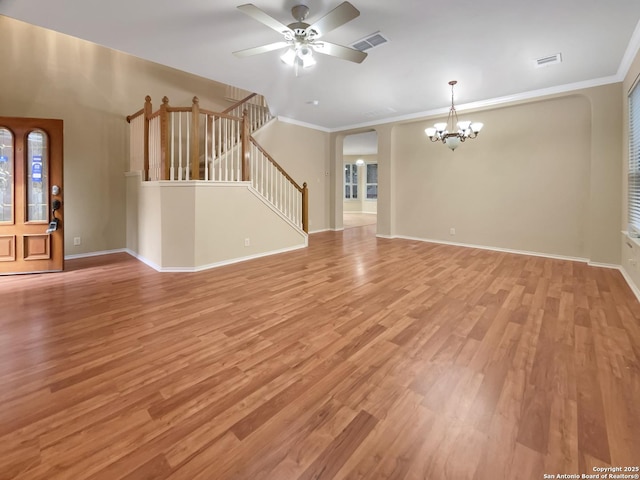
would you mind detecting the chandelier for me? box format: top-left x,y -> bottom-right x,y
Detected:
425,81 -> 483,151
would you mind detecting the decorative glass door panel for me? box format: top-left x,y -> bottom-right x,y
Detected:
0,118 -> 63,274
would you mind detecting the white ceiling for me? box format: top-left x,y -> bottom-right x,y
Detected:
2,0 -> 640,131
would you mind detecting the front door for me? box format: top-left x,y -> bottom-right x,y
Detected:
0,117 -> 64,274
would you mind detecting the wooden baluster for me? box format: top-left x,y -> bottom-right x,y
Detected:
160,96 -> 170,181
191,97 -> 200,181
302,182 -> 308,233
242,109 -> 250,181
143,95 -> 152,181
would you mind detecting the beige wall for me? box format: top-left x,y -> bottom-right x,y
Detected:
126,177 -> 306,270
0,15 -> 236,256
252,121 -> 330,232
395,95 -> 592,258
333,84 -> 623,263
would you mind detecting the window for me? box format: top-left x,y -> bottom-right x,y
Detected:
630,82 -> 640,230
27,130 -> 49,222
0,128 -> 14,223
366,163 -> 378,199
345,163 -> 358,199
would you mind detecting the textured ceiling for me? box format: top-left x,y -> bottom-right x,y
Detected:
2,0 -> 640,130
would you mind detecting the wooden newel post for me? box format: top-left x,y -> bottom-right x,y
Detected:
143,95 -> 152,181
302,182 -> 309,233
191,96 -> 200,180
242,109 -> 250,182
160,96 -> 170,180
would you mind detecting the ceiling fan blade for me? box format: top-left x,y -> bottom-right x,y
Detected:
233,41 -> 290,57
237,4 -> 293,35
308,2 -> 360,38
312,42 -> 367,63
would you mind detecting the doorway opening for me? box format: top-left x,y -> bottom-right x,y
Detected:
342,131 -> 377,230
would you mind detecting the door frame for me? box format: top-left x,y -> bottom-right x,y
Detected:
0,117 -> 64,274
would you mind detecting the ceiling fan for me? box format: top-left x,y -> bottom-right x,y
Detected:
233,2 -> 367,72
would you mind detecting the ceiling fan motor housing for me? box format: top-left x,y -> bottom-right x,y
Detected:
291,4 -> 310,22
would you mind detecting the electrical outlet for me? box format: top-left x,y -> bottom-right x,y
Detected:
73,237 -> 81,246
244,238 -> 250,247
449,228 -> 456,236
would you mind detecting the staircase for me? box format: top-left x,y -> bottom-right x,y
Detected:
126,93 -> 308,233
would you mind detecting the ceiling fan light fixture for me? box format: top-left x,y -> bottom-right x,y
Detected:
280,48 -> 296,65
233,2 -> 368,71
301,54 -> 316,68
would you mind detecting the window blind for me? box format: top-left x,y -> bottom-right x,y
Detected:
629,82 -> 640,230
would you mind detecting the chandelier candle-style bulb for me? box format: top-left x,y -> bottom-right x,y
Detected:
425,80 -> 483,151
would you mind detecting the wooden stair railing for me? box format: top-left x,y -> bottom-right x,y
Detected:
126,94 -> 308,233
249,136 -> 308,233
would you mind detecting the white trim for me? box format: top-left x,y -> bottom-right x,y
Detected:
126,244 -> 307,273
587,261 -> 621,269
309,228 -> 331,234
65,248 -> 128,260
276,116 -> 331,132
140,180 -> 253,189
272,74 -> 626,133
392,234 -> 590,263
267,70 -> 622,132
125,249 -> 162,271
619,266 -> 640,304
375,234 -> 394,239
618,18 -> 640,80
332,75 -> 621,132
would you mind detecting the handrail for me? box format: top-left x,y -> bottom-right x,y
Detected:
200,109 -> 242,122
126,108 -> 144,123
250,137 -> 303,192
126,93 -> 307,233
222,93 -> 258,115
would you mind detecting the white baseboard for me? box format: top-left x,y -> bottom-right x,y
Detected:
309,228 -> 331,234
618,266 -> 640,304
392,234 -> 590,263
124,249 -> 162,271
587,261 -> 621,269
65,249 -> 128,260
125,244 -> 307,273
375,234 -> 394,239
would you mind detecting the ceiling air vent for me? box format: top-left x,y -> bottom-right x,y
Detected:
534,53 -> 562,68
351,32 -> 389,52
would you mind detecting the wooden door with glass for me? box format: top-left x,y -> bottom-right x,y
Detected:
0,117 -> 64,274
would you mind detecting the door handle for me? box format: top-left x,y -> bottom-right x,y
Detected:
46,199 -> 62,234
46,218 -> 59,234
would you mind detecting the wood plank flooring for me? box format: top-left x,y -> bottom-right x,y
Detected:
1,225 -> 639,479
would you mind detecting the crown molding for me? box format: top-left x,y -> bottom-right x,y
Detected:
618,18 -> 640,80
276,115 -> 331,132
331,75 -> 622,132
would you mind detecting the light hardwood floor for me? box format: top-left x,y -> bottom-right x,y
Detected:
343,213 -> 377,229
1,225 -> 639,479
